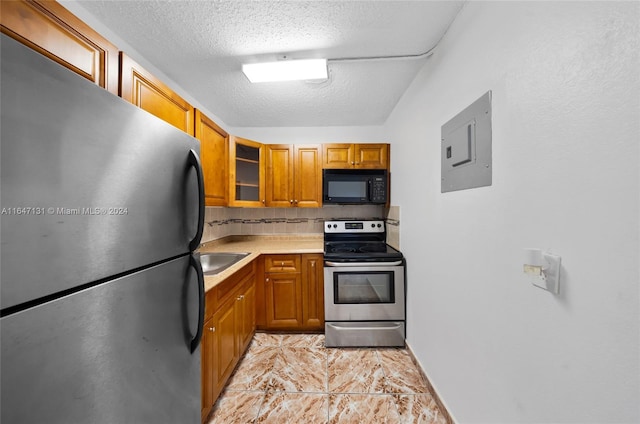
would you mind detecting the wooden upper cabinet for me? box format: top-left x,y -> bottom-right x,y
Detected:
195,110 -> 228,206
355,144 -> 389,169
119,52 -> 195,135
323,143 -> 389,169
265,144 -> 294,208
228,136 -> 265,207
266,144 -> 322,208
1,0 -> 119,94
294,145 -> 323,208
323,144 -> 353,169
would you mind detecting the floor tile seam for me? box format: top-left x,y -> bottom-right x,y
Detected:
263,389 -> 424,395
253,391 -> 412,423
250,389 -> 272,422
373,348 -> 405,421
223,388 -> 268,393
325,344 -> 329,423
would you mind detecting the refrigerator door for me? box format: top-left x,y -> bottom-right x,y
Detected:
1,255 -> 202,424
1,34 -> 204,310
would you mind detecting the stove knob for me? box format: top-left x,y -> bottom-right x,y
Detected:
371,223 -> 375,228
377,223 -> 382,228
327,224 -> 331,229
333,224 -> 337,228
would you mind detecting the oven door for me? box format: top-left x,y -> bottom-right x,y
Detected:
324,262 -> 405,321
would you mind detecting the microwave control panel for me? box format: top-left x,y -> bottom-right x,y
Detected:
371,177 -> 387,202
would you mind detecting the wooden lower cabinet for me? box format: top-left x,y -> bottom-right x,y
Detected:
201,315 -> 215,421
301,254 -> 324,329
237,282 -> 256,351
260,254 -> 324,331
265,271 -> 303,328
201,263 -> 256,423
212,296 -> 239,399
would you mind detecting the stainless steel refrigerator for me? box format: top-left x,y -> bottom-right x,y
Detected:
1,33 -> 205,423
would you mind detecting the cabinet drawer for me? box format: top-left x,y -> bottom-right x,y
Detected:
208,260 -> 255,311
264,255 -> 300,273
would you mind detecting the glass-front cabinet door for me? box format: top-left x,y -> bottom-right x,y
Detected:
228,136 -> 265,207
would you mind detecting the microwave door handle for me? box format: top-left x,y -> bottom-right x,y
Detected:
367,179 -> 371,201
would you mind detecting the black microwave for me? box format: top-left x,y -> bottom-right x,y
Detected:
323,169 -> 388,204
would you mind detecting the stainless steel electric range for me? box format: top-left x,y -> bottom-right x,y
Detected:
323,220 -> 406,347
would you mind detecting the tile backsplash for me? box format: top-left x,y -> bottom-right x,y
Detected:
202,205 -> 386,243
386,205 -> 400,250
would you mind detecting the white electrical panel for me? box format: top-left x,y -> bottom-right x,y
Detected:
441,91 -> 492,193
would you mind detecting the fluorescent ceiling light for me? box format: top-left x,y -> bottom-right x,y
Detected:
242,59 -> 328,83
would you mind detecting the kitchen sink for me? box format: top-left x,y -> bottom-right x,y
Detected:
198,252 -> 250,275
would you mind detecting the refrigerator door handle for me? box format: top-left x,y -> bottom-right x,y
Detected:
189,253 -> 205,353
188,149 -> 205,252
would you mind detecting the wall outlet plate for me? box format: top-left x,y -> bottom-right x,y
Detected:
531,252 -> 561,294
541,252 -> 561,294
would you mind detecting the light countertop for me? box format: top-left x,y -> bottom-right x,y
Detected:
197,235 -> 323,292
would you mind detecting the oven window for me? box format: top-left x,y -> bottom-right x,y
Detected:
333,271 -> 395,304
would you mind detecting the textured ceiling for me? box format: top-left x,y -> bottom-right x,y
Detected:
75,1 -> 464,127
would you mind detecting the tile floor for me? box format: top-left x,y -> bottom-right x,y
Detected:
206,333 -> 448,424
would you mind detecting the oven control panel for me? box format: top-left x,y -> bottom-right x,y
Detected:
324,220 -> 385,233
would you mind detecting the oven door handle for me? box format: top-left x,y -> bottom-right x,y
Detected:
327,323 -> 404,331
324,260 -> 403,267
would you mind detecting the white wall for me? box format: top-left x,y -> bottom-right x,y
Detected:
385,2 -> 639,423
229,125 -> 386,144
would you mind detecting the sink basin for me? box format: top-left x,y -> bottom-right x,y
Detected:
199,252 -> 250,275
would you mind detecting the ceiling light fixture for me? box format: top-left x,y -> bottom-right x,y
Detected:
242,58 -> 328,83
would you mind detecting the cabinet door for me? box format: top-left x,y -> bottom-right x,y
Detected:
301,254 -> 325,330
119,52 -> 195,135
212,299 -> 238,400
354,144 -> 389,169
195,110 -> 228,206
1,0 -> 118,95
228,136 -> 265,207
237,281 -> 256,353
265,144 -> 294,207
323,144 -> 354,169
265,273 -> 303,328
294,145 -> 322,208
201,317 -> 215,421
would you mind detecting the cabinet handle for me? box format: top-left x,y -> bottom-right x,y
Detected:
237,295 -> 242,301
290,199 -> 293,204
294,200 -> 298,204
266,278 -> 270,282
209,327 -> 215,332
311,262 -> 315,267
351,161 -> 355,165
262,199 -> 265,204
